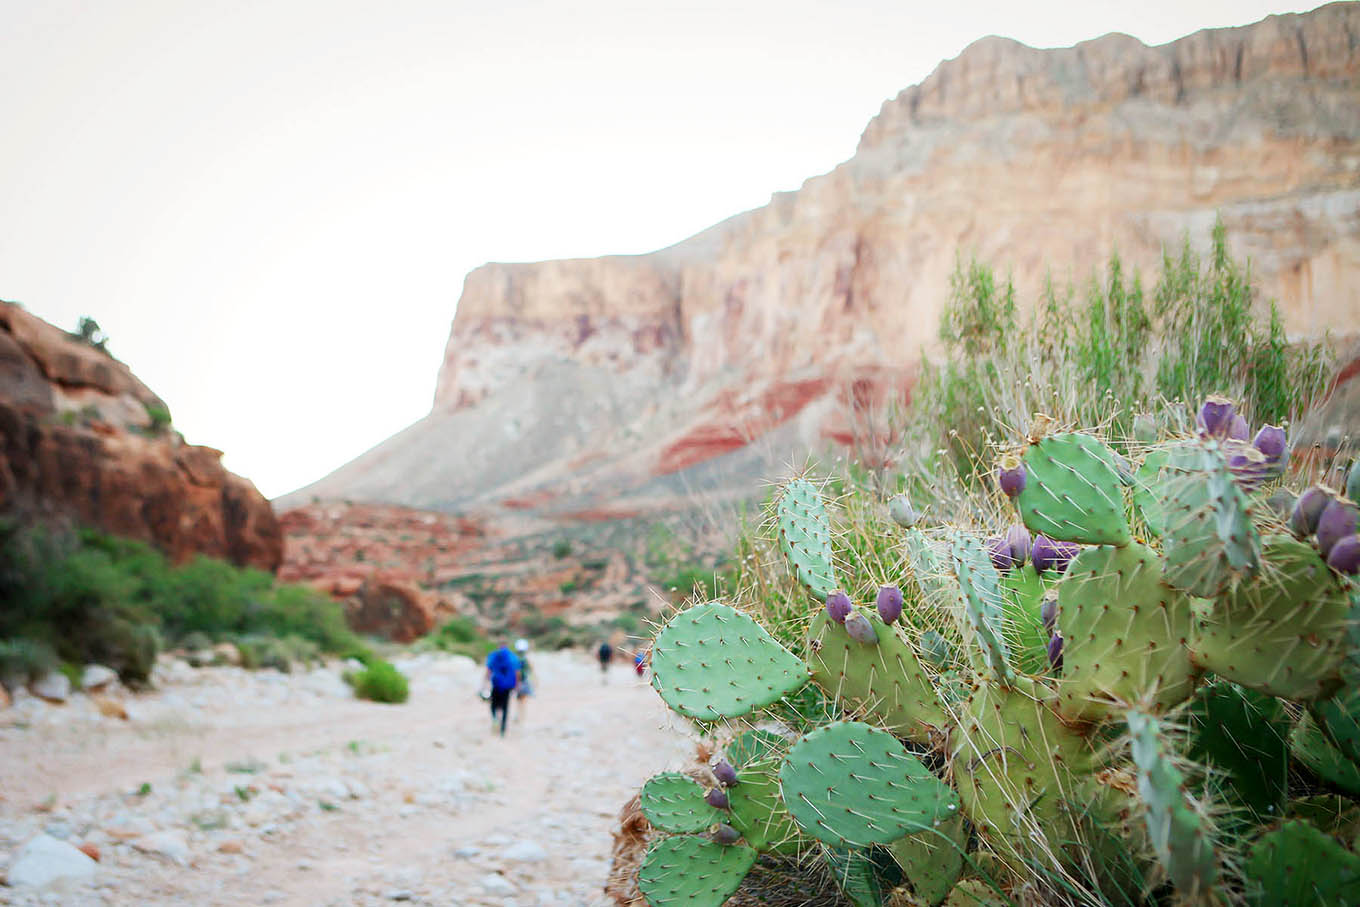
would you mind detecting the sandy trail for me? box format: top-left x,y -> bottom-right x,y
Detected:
0,653 -> 696,906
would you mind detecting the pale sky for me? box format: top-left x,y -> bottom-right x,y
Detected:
0,1 -> 1317,499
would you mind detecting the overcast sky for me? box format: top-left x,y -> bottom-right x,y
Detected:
0,1 -> 1315,499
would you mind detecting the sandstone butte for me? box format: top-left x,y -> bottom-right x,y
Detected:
0,301 -> 282,572
285,3 -> 1360,522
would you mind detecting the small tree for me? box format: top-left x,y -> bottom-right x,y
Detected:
76,316 -> 109,352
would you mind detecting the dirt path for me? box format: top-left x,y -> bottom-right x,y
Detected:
0,653 -> 697,905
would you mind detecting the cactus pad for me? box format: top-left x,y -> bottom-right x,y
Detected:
1127,709 -> 1218,900
725,756 -> 803,855
1190,534 -> 1351,700
1291,712 -> 1360,796
725,729 -> 788,770
1187,682 -> 1289,819
887,809 -> 966,905
952,676 -> 1097,844
806,610 -> 948,743
650,603 -> 808,720
950,533 -> 1015,686
1015,432 -> 1130,546
999,564 -> 1052,676
1311,591 -> 1360,763
779,721 -> 960,848
776,478 -> 837,599
1245,820 -> 1360,906
903,527 -> 959,619
1159,443 -> 1260,597
637,835 -> 757,907
640,772 -> 724,833
1056,542 -> 1195,721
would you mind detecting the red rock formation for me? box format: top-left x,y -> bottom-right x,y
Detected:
346,578 -> 436,644
282,5 -> 1360,518
0,301 -> 281,572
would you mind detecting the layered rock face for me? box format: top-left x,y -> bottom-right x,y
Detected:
286,3 -> 1360,515
0,302 -> 282,572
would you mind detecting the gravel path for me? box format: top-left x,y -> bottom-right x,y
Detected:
0,653 -> 695,905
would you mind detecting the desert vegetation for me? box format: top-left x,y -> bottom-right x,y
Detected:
621,227 -> 1357,906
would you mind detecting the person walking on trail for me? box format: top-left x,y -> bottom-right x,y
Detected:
514,638 -> 533,722
633,649 -> 646,679
484,637 -> 520,736
597,640 -> 614,684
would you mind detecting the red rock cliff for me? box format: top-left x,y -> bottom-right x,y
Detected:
0,301 -> 282,572
284,3 -> 1360,514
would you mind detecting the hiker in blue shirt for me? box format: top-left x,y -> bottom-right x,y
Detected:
484,638 -> 520,736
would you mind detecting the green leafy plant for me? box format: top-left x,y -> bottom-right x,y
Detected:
350,658 -> 409,704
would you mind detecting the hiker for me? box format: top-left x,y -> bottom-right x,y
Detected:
633,649 -> 646,679
484,636 -> 520,736
597,640 -> 613,683
514,638 -> 533,722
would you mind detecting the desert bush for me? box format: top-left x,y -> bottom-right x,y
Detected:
0,638 -> 58,690
350,658 -> 409,704
417,615 -> 494,660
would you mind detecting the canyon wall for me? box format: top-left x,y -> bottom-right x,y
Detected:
285,3 -> 1360,515
0,301 -> 282,571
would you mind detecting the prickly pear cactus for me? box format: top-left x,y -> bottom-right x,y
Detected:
725,757 -> 804,855
641,772 -> 724,833
649,603 -> 808,720
952,676 -> 1097,845
1292,712 -> 1360,796
637,835 -> 758,907
805,610 -> 948,744
776,478 -> 837,599
1159,442 -> 1260,597
1015,432 -> 1130,546
1187,682 -> 1290,819
1311,591 -> 1360,763
903,527 -> 960,618
998,565 -> 1052,676
1056,542 -> 1195,721
886,809 -> 966,906
950,533 -> 1015,686
1244,819 -> 1360,906
725,729 -> 788,770
1127,709 -> 1219,900
779,721 -> 960,848
1190,534 -> 1351,700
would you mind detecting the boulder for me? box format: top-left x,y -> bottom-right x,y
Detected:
212,642 -> 242,666
30,671 -> 69,703
346,579 -> 436,643
6,833 -> 97,887
80,664 -> 117,691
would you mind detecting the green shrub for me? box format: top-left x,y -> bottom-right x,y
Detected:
350,659 -> 409,704
417,616 -> 493,660
0,638 -> 58,690
143,403 -> 172,432
551,539 -> 572,559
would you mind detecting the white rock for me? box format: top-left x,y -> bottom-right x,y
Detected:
6,834 -> 97,887
133,829 -> 190,865
30,672 -> 70,703
479,873 -> 517,896
503,840 -> 547,863
80,665 -> 118,691
453,845 -> 481,859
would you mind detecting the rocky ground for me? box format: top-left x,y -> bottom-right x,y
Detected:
0,652 -> 695,905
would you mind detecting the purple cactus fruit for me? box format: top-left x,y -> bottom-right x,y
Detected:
1031,535 -> 1079,574
1006,523 -> 1032,568
1226,443 -> 1270,491
1132,412 -> 1157,444
1040,594 -> 1058,633
711,824 -> 741,845
986,536 -> 1013,572
825,590 -> 852,624
1317,499 -> 1360,558
844,610 -> 879,645
1046,633 -> 1064,672
1197,395 -> 1235,438
1290,486 -> 1332,538
712,760 -> 738,787
1228,414 -> 1250,441
1252,424 -> 1288,462
996,454 -> 1026,499
888,495 -> 920,528
705,788 -> 730,810
1327,535 -> 1360,575
875,585 -> 903,624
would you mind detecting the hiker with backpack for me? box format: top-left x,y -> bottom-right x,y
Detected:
597,640 -> 613,684
514,638 -> 533,722
484,636 -> 520,736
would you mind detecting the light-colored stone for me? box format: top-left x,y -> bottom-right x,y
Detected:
6,834 -> 97,887
479,873 -> 517,896
30,672 -> 69,703
132,829 -> 190,865
212,642 -> 242,666
80,665 -> 117,691
502,840 -> 547,863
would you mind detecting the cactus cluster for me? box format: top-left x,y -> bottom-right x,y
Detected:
630,395 -> 1360,906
